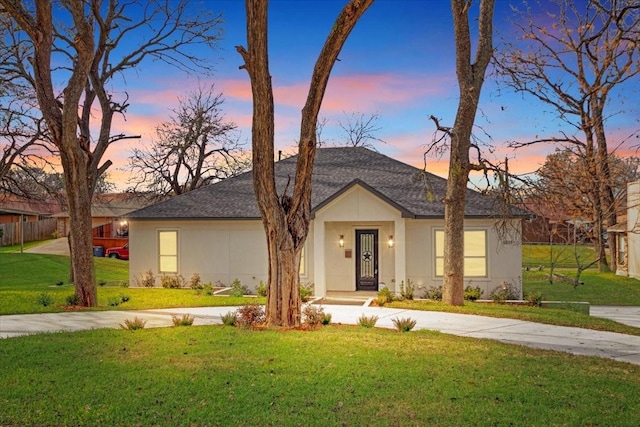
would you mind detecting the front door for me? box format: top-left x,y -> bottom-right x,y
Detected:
356,229 -> 378,291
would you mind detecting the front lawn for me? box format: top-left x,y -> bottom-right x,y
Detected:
1,325 -> 639,426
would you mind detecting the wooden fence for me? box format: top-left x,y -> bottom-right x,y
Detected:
0,218 -> 57,246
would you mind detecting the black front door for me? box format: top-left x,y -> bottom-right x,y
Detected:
356,229 -> 378,291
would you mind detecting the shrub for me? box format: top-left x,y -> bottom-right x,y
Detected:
300,282 -> 314,302
525,290 -> 544,307
399,279 -> 414,300
357,314 -> 378,328
65,294 -> 81,306
236,303 -> 265,328
172,314 -> 195,327
189,273 -> 203,290
161,274 -> 184,289
321,312 -> 332,325
489,281 -> 519,304
221,311 -> 238,326
422,285 -> 442,301
37,292 -> 54,307
230,279 -> 250,297
138,270 -> 155,288
202,283 -> 214,296
377,287 -> 394,305
108,297 -> 120,307
256,281 -> 267,297
120,294 -> 130,303
302,305 -> 326,329
120,280 -> 129,288
120,317 -> 146,330
392,317 -> 417,332
98,280 -> 107,287
464,285 -> 483,301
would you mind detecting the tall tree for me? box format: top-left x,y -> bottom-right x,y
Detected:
429,0 -> 495,306
496,0 -> 640,271
0,0 -> 222,306
337,111 -> 386,149
236,0 -> 373,327
128,85 -> 249,196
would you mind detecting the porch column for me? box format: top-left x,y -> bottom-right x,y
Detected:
394,218 -> 406,293
313,218 -> 327,297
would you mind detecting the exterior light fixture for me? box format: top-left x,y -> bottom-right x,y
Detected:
339,235 -> 344,248
388,235 -> 394,248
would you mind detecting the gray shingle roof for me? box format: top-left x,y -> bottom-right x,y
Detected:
128,147 -> 526,220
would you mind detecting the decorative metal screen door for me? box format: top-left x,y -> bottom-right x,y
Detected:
355,229 -> 378,291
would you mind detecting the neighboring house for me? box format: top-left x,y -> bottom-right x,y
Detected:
0,196 -> 61,246
128,147 -> 526,298
609,180 -> 639,279
54,193 -> 153,249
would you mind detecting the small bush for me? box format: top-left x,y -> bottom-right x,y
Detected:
300,282 -> 314,302
172,314 -> 195,326
108,297 -> 120,307
399,279 -> 414,300
377,287 -> 394,305
189,273 -> 203,290
525,290 -> 544,307
230,279 -> 250,297
139,270 -> 155,288
98,281 -> 107,287
120,294 -> 130,303
321,312 -> 332,325
357,314 -> 378,328
490,281 -> 519,304
37,292 -> 54,307
221,311 -> 238,326
422,285 -> 442,301
302,305 -> 326,329
120,281 -> 129,288
464,285 -> 483,301
120,317 -> 147,330
236,303 -> 265,328
392,317 -> 417,332
65,294 -> 81,306
256,281 -> 267,297
202,283 -> 214,296
161,274 -> 184,289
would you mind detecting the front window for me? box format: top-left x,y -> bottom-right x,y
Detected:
435,229 -> 487,277
158,230 -> 178,273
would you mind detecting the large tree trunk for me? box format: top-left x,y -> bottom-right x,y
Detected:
238,0 -> 372,326
593,97 -> 614,272
442,0 -> 495,306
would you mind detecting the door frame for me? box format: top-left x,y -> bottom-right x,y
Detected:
355,228 -> 379,291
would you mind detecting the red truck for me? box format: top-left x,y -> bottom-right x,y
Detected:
105,243 -> 129,260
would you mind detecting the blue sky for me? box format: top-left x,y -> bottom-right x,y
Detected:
105,0 -> 639,187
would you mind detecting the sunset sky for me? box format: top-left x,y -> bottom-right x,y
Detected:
102,0 -> 639,189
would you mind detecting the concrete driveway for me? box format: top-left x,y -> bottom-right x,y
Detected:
24,237 -> 70,256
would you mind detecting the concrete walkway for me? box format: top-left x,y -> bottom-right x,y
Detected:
2,305 -> 640,366
24,237 -> 70,256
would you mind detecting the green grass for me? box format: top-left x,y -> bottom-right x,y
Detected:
0,252 -> 260,314
1,326 -> 639,426
522,243 -> 600,269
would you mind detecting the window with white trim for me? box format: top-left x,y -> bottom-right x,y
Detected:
435,229 -> 487,277
158,230 -> 178,274
299,245 -> 306,276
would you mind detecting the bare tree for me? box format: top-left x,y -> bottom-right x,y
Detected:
0,0 -> 223,306
427,0 -> 495,306
495,0 -> 640,271
337,111 -> 386,149
236,0 -> 373,327
128,85 -> 249,196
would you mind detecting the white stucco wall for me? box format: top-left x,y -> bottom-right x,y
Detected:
129,219 -> 269,291
628,181 -> 640,280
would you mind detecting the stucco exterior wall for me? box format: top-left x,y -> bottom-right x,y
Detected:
628,181 -> 640,280
129,219 -> 269,291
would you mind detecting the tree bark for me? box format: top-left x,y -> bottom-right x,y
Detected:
443,0 -> 495,306
237,0 -> 373,326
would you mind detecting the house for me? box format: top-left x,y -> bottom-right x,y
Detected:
54,193 -> 153,250
609,180 -> 639,279
127,147 -> 526,298
0,196 -> 61,246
